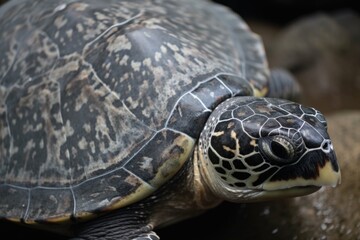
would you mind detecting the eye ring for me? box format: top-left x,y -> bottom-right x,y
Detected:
259,136 -> 296,165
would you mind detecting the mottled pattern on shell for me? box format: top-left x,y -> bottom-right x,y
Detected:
0,0 -> 268,222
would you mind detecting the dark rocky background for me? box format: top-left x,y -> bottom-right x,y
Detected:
1,0 -> 359,239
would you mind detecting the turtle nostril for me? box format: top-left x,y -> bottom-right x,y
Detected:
322,142 -> 329,150
321,140 -> 332,152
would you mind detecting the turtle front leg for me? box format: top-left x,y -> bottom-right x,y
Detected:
69,207 -> 159,240
267,68 -> 301,101
132,230 -> 160,240
130,225 -> 159,240
70,224 -> 159,240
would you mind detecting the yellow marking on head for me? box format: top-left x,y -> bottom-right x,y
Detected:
212,131 -> 224,137
230,130 -> 241,153
250,139 -> 257,147
223,145 -> 236,155
227,121 -> 235,129
236,111 -> 247,117
230,130 -> 236,139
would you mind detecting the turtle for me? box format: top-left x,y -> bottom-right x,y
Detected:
0,0 -> 341,239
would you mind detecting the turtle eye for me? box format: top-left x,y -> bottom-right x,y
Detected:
259,136 -> 296,164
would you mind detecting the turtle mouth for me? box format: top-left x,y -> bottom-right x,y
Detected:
224,184 -> 321,203
254,185 -> 321,201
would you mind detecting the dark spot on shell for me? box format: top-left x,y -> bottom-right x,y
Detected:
112,99 -> 122,108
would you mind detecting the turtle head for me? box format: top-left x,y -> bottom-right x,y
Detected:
198,96 -> 341,202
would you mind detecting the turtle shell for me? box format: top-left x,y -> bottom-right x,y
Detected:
0,0 -> 269,223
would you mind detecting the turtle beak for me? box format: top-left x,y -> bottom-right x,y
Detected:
251,153 -> 341,201
313,156 -> 341,187
262,151 -> 341,192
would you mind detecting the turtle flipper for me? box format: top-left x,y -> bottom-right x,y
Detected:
69,208 -> 159,240
267,68 -> 301,101
132,231 -> 160,240
130,225 -> 160,240
69,227 -> 159,240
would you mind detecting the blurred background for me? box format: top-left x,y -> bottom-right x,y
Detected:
216,0 -> 360,114
0,0 -> 359,239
